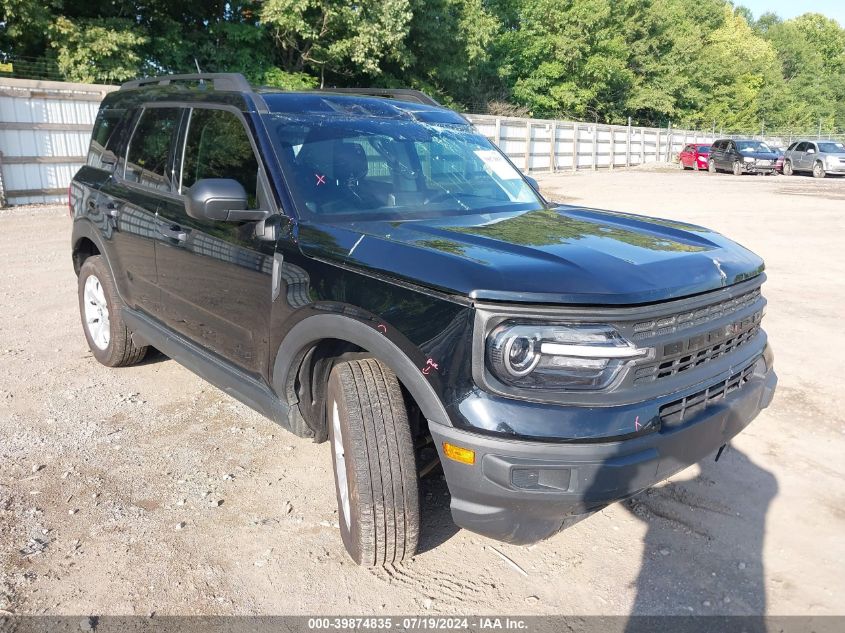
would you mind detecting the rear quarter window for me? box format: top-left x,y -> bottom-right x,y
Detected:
87,108 -> 126,169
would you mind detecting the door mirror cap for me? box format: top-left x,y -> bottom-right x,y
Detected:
185,178 -> 267,222
806,148 -> 816,154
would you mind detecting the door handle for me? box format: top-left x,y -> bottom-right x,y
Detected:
160,224 -> 188,242
99,201 -> 119,217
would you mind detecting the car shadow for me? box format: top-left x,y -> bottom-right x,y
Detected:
617,445 -> 777,630
416,468 -> 460,554
134,347 -> 169,366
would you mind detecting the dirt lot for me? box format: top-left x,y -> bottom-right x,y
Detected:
1,167 -> 843,616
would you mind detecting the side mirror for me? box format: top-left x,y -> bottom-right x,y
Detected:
806,148 -> 816,154
525,176 -> 540,191
185,178 -> 267,222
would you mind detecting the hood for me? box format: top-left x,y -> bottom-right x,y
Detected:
741,151 -> 779,160
298,206 -> 765,305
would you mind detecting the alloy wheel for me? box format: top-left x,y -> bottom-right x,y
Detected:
83,274 -> 110,350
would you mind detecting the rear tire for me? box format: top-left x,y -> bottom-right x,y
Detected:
327,358 -> 420,566
813,161 -> 826,179
78,256 -> 148,367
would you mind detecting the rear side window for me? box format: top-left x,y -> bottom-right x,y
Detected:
180,108 -> 259,208
125,107 -> 182,191
87,108 -> 125,168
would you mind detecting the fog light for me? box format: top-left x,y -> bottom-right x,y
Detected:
443,442 -> 475,465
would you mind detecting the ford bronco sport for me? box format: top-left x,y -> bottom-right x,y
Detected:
70,73 -> 777,566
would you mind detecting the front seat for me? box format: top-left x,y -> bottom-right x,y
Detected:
331,142 -> 378,210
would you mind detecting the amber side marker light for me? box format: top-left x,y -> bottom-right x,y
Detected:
443,442 -> 476,465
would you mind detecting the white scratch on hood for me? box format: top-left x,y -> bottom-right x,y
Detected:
348,234 -> 365,257
712,257 -> 728,285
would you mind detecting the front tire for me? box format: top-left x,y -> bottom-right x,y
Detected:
327,358 -> 420,566
813,161 -> 826,179
733,161 -> 744,176
78,256 -> 147,367
783,160 -> 793,176
708,159 -> 717,173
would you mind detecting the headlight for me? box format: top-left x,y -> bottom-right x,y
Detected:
743,156 -> 756,163
486,322 -> 652,391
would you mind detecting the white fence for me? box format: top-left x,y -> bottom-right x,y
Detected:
0,77 -> 723,207
465,114 -> 716,173
0,78 -> 116,205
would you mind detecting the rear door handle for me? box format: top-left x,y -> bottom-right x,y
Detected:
160,224 -> 188,242
99,201 -> 118,217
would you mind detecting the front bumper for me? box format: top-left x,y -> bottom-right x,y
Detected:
430,356 -> 776,545
743,164 -> 776,174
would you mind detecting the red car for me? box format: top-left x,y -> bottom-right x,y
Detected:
678,143 -> 711,171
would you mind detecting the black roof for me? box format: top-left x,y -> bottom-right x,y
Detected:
109,73 -> 455,122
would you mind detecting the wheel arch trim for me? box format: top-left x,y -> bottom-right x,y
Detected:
272,314 -> 452,427
72,220 -> 108,272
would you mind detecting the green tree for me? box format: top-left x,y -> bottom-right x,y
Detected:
385,0 -> 499,106
695,6 -> 783,130
49,16 -> 147,83
761,13 -> 845,131
260,0 -> 412,86
493,0 -> 633,120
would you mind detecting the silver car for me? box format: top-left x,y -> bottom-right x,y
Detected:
783,139 -> 845,178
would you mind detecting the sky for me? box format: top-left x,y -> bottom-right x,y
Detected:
739,0 -> 845,25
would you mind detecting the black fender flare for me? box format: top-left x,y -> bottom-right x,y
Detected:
271,313 -> 452,427
71,219 -> 109,271
71,219 -> 140,317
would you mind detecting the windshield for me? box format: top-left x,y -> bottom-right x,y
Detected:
819,142 -> 845,153
736,141 -> 773,153
262,113 -> 543,221
697,145 -> 711,154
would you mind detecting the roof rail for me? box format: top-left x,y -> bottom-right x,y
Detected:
120,73 -> 252,92
319,87 -> 441,107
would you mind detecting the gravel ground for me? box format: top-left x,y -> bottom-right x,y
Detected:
0,166 -> 843,616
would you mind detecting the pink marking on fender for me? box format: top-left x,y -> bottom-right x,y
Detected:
377,324 -> 387,334
635,416 -> 642,431
421,358 -> 439,375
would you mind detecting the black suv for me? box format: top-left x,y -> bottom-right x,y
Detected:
70,74 -> 777,566
708,139 -> 779,175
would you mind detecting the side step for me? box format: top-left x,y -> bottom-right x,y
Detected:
122,307 -> 293,432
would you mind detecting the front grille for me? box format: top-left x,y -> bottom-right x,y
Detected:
659,362 -> 756,426
634,315 -> 762,384
632,287 -> 761,341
